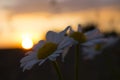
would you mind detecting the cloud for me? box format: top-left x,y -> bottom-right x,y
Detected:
1,0 -> 120,14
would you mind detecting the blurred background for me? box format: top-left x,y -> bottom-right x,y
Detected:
0,0 -> 120,49
0,0 -> 120,80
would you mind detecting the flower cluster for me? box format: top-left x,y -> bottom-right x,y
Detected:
20,24 -> 118,71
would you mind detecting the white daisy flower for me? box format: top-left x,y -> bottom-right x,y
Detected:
20,26 -> 74,71
62,24 -> 117,60
82,37 -> 119,59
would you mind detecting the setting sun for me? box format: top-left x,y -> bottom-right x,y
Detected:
21,34 -> 33,49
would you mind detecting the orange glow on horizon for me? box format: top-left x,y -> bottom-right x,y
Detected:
0,6 -> 119,49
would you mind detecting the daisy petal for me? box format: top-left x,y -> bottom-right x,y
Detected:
20,52 -> 37,63
60,40 -> 72,49
38,59 -> 47,66
46,31 -> 57,42
46,31 -> 65,44
82,47 -> 100,60
54,26 -> 71,44
57,37 -> 70,48
48,50 -> 63,61
25,51 -> 33,55
102,37 -> 119,48
33,40 -> 45,51
22,59 -> 40,71
58,37 -> 74,49
85,29 -> 103,40
82,38 -> 107,47
20,62 -> 27,68
59,26 -> 70,36
53,33 -> 65,44
53,50 -> 63,54
69,27 -> 74,34
62,47 -> 71,62
48,54 -> 60,61
78,24 -> 82,32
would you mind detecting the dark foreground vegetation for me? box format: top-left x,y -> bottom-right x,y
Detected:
0,39 -> 120,80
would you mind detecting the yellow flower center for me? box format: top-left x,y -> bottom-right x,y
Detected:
95,44 -> 102,51
37,42 -> 57,59
70,32 -> 86,43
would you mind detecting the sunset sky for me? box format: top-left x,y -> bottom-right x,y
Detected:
0,0 -> 120,49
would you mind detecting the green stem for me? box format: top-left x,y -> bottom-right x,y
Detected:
52,61 -> 64,80
75,44 -> 80,80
